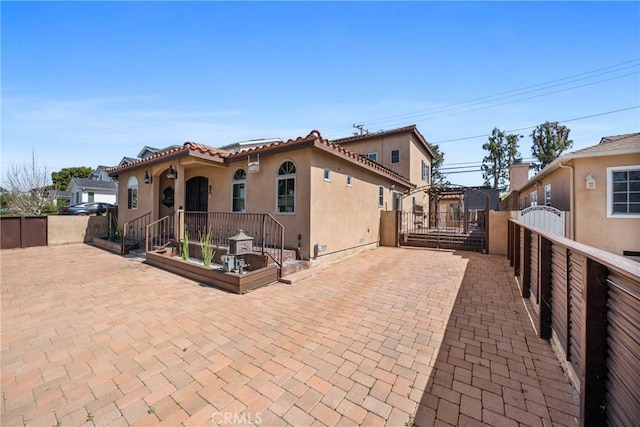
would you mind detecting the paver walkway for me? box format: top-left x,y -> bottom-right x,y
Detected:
1,244 -> 579,426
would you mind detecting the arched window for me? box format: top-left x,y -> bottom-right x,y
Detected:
277,161 -> 296,213
232,168 -> 246,212
127,176 -> 138,210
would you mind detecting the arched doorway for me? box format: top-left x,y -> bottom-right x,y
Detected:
186,176 -> 209,212
185,176 -> 209,238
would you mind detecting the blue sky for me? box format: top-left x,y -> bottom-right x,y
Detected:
2,1 -> 639,187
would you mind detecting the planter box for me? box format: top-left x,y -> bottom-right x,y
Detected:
92,237 -> 123,255
145,250 -> 279,294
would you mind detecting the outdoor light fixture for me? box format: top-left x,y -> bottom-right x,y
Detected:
167,165 -> 178,180
144,171 -> 153,184
586,174 -> 596,190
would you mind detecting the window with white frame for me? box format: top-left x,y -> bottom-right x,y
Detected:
323,168 -> 331,182
544,184 -> 551,206
88,192 -> 94,202
127,177 -> 138,210
378,186 -> 384,207
232,168 -> 246,212
422,160 -> 430,183
391,149 -> 400,164
277,161 -> 296,214
366,152 -> 378,163
608,165 -> 640,217
346,175 -> 352,187
530,190 -> 538,207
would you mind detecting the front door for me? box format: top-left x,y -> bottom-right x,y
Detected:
185,176 -> 209,238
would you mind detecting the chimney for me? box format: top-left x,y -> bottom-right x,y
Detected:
509,162 -> 531,193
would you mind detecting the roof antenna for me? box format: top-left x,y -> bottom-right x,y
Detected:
353,124 -> 368,135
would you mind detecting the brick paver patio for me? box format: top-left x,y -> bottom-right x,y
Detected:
1,244 -> 579,426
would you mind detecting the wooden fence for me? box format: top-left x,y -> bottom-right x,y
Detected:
507,219 -> 640,426
0,216 -> 48,249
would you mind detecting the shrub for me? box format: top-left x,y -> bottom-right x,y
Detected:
200,228 -> 217,268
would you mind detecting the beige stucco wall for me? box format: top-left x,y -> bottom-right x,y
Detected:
517,153 -> 640,255
112,142 -> 422,261
572,154 -> 640,255
488,210 -> 517,255
307,150 -> 410,260
518,167 -> 571,211
339,134 -> 432,196
48,215 -> 108,245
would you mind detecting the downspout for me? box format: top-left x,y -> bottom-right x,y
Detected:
558,161 -> 574,239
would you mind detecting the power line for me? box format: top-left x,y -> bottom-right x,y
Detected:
432,106 -> 640,144
322,58 -> 640,136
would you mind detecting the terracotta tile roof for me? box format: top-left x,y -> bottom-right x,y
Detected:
571,132 -> 640,155
228,130 -> 415,187
107,130 -> 415,187
107,143 -> 229,174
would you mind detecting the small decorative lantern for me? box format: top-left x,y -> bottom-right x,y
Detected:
229,230 -> 253,256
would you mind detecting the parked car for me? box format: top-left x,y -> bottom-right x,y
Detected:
58,202 -> 115,216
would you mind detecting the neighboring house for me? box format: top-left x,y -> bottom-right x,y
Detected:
430,186 -> 500,229
67,178 -> 118,206
512,132 -> 640,257
48,189 -> 71,206
89,165 -> 117,182
107,127 -> 432,262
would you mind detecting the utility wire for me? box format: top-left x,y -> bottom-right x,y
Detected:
432,105 -> 640,144
322,59 -> 639,136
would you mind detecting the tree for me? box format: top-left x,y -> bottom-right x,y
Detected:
4,150 -> 56,216
427,142 -> 449,186
51,166 -> 93,190
530,121 -> 572,171
481,127 -> 522,192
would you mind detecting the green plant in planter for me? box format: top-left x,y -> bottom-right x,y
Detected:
181,228 -> 189,261
200,229 -> 217,268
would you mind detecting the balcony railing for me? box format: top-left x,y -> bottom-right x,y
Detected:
507,219 -> 640,426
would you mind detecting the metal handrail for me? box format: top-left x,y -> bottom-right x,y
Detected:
122,211 -> 152,253
181,211 -> 285,268
145,214 -> 175,252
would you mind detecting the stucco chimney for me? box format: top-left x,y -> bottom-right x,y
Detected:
509,162 -> 531,192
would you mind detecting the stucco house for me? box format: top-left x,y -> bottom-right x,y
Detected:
67,177 -> 118,206
512,132 -> 640,257
107,126 -> 433,263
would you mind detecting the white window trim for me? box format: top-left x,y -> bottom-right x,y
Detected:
378,185 -> 384,207
607,165 -> 640,218
346,175 -> 352,187
390,149 -> 400,164
367,152 -> 378,163
276,160 -> 297,215
323,168 -> 331,182
544,184 -> 551,206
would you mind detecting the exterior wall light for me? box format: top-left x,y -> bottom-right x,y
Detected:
586,174 -> 596,190
144,171 -> 153,184
167,165 -> 178,180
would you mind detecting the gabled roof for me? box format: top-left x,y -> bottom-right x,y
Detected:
108,143 -> 229,175
226,130 -> 415,188
572,132 -> 640,155
118,157 -> 138,167
331,125 -> 436,159
517,132 -> 640,191
68,178 -> 117,191
107,131 -> 415,188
